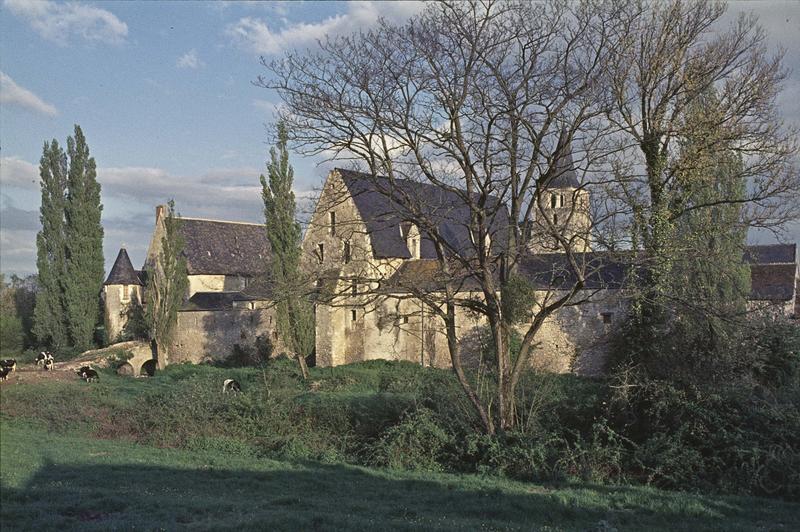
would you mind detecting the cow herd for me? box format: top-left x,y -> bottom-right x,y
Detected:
0,352 -> 98,383
1,354 -> 242,394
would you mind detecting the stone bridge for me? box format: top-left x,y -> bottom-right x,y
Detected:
70,341 -> 157,377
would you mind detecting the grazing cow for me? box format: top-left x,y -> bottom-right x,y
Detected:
77,368 -> 99,382
0,359 -> 16,372
0,367 -> 10,381
43,358 -> 54,371
35,352 -> 48,366
222,379 -> 241,393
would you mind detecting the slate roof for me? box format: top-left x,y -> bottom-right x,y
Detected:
179,218 -> 270,276
105,248 -> 143,285
337,169 -> 510,259
547,129 -> 581,189
384,246 -> 797,302
744,243 -> 796,264
182,291 -> 242,311
750,264 -> 797,301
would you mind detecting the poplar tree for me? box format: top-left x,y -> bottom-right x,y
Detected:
33,140 -> 69,349
261,121 -> 314,378
63,125 -> 105,351
144,200 -> 188,369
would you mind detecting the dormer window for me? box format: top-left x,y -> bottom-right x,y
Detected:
329,211 -> 336,235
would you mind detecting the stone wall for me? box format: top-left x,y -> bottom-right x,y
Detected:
103,284 -> 142,342
315,288 -> 626,376
169,306 -> 281,364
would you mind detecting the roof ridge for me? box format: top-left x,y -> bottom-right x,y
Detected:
180,216 -> 264,226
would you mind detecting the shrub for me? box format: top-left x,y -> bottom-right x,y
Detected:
372,408 -> 453,472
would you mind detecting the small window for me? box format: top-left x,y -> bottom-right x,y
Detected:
351,309 -> 357,322
601,312 -> 614,324
553,213 -> 559,225
403,316 -> 409,324
550,193 -> 557,208
560,193 -> 565,207
351,279 -> 358,296
249,302 -> 255,310
329,211 -> 336,235
343,240 -> 351,263
121,285 -> 130,301
317,243 -> 324,264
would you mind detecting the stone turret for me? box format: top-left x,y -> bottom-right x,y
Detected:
103,247 -> 144,342
529,130 -> 592,253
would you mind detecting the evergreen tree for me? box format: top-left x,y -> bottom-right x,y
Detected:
32,140 -> 69,350
63,125 -> 105,351
144,200 -> 188,369
261,121 -> 314,377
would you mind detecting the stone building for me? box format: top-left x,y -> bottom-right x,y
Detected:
104,207 -> 282,365
105,168 -> 798,373
303,167 -> 799,375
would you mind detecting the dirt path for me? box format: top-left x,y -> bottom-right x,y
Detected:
0,366 -> 80,386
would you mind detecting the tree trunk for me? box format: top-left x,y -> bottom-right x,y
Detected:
295,353 -> 310,380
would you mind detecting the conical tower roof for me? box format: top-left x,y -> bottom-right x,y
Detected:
104,248 -> 142,285
547,129 -> 580,189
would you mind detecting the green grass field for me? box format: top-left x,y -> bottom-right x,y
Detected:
1,361 -> 799,530
3,420 -> 799,531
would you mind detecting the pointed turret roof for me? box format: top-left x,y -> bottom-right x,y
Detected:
546,129 -> 580,189
104,248 -> 143,285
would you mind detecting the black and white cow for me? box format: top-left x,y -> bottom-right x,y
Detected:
0,366 -> 10,381
0,359 -> 16,372
77,367 -> 99,382
222,379 -> 241,393
43,358 -> 54,371
35,352 -> 48,366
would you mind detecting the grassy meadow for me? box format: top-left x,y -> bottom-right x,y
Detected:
1,359 -> 799,530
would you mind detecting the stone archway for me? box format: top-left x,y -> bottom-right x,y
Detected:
140,359 -> 157,377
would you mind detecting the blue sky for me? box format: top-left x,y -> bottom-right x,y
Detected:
1,0 -> 798,276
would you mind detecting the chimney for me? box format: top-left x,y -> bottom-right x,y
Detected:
155,204 -> 165,223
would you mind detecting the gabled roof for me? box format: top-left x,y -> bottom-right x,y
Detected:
336,168 -> 510,259
105,248 -> 143,286
179,218 -> 270,276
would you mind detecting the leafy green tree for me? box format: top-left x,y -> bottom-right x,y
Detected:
33,140 -> 69,350
144,200 -> 188,369
261,121 -> 314,378
63,125 -> 105,351
0,274 -> 25,355
617,89 -> 752,382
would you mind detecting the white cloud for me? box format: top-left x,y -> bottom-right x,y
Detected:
0,72 -> 58,117
226,1 -> 425,55
176,49 -> 204,69
3,0 -> 128,45
0,156 -> 40,189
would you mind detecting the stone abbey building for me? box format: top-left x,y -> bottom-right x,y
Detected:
104,168 -> 799,374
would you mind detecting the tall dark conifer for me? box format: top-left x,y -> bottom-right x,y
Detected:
261,121 -> 314,377
33,140 -> 69,349
63,125 -> 105,351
